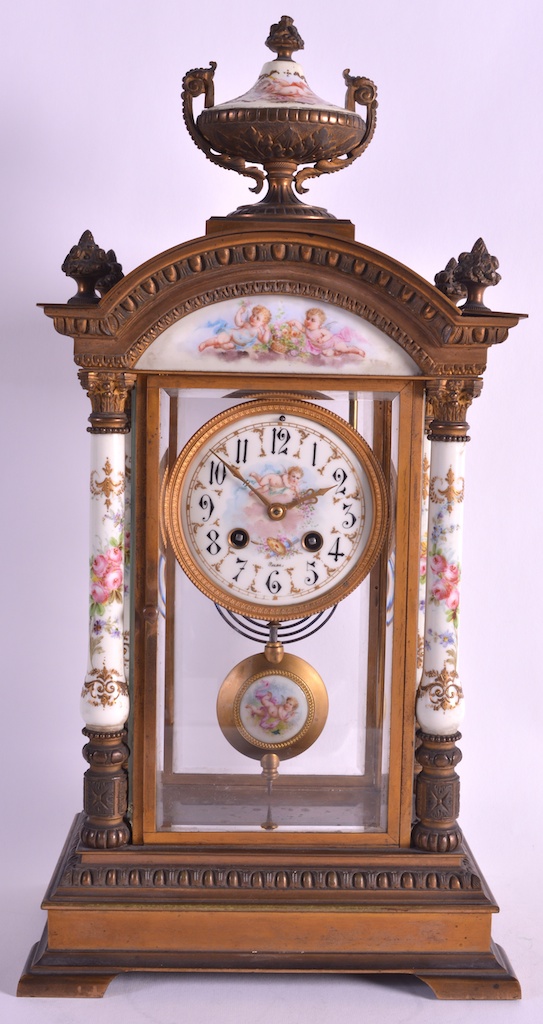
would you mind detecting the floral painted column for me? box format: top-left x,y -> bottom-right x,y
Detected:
416,425 -> 431,688
78,370 -> 136,849
412,378 -> 482,853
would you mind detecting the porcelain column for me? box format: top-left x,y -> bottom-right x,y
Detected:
416,424 -> 431,688
412,378 -> 482,852
78,370 -> 136,848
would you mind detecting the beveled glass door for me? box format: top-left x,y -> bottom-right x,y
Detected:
133,376 -> 424,847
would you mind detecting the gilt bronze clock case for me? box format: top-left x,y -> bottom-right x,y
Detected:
19,16 -> 524,1000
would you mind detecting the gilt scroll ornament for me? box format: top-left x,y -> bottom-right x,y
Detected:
90,457 -> 125,511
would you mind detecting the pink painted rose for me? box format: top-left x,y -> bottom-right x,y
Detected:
432,578 -> 452,601
429,554 -> 447,575
107,546 -> 123,564
420,557 -> 427,577
104,568 -> 123,592
446,587 -> 460,610
91,580 -> 110,605
92,553 -> 109,576
443,563 -> 460,585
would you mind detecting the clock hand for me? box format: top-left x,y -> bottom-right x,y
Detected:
282,484 -> 335,511
211,451 -> 272,508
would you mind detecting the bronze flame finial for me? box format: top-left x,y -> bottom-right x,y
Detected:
434,258 -> 468,303
455,238 -> 501,311
435,238 -> 501,313
61,230 -> 124,306
265,15 -> 304,60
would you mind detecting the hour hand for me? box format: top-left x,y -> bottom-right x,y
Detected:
211,451 -> 272,507
283,485 -> 335,510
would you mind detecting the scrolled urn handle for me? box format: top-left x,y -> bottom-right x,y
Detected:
295,72 -> 378,195
181,63 -> 265,193
183,62 -> 217,107
344,71 -> 378,114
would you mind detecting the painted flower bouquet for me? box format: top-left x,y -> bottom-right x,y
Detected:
428,551 -> 460,627
90,542 -> 124,614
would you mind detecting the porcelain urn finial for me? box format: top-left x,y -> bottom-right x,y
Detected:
181,15 -> 377,219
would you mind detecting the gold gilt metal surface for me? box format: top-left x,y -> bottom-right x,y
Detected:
217,650 -> 329,759
42,230 -> 523,379
138,376 -> 422,850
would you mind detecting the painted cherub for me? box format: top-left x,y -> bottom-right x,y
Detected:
288,307 -> 365,357
259,73 -> 313,102
247,686 -> 299,731
277,696 -> 299,722
250,466 -> 304,503
199,302 -> 272,352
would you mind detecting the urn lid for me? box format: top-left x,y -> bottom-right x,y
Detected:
213,16 -> 346,113
214,57 -> 346,113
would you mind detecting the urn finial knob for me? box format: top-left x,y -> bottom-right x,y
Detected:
265,14 -> 304,60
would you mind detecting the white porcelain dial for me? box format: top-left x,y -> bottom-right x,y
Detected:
164,396 -> 388,620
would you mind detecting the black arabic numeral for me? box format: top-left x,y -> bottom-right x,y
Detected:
333,467 -> 348,495
328,537 -> 345,562
265,570 -> 282,594
305,561 -> 319,586
271,426 -> 290,455
198,493 -> 215,522
208,459 -> 226,486
232,557 -> 248,582
342,502 -> 357,529
235,438 -> 248,464
206,530 -> 221,555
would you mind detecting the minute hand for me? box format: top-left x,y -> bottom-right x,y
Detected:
211,451 -> 272,508
283,485 -> 335,511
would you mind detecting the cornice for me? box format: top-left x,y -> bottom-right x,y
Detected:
42,230 -> 524,377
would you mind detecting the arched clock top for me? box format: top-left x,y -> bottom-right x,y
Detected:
43,230 -> 523,379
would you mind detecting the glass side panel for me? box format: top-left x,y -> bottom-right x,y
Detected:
153,389 -> 399,833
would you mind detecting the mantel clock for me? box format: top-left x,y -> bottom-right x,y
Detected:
19,15 -> 525,1000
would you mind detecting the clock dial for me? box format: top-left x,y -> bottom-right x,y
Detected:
164,396 -> 388,620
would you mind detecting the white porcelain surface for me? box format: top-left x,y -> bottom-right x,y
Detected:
214,58 -> 346,111
135,296 -> 420,375
416,439 -> 466,735
416,432 -> 431,687
81,433 -> 130,731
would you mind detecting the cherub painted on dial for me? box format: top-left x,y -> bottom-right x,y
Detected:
250,465 -> 304,503
240,464 -> 313,556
